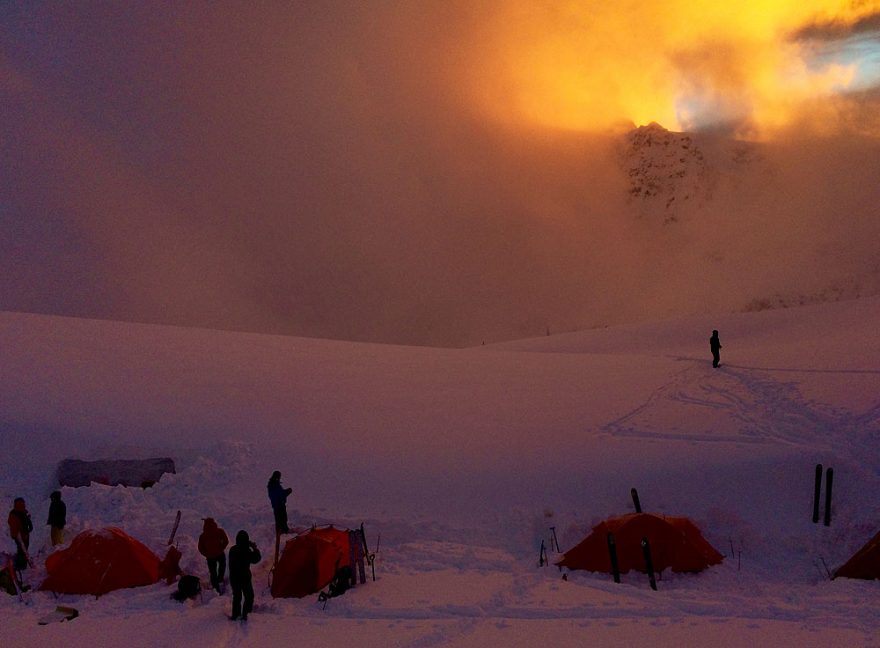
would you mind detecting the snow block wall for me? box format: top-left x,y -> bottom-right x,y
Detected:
57,458 -> 176,488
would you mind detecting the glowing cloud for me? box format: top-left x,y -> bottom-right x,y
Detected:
467,1 -> 880,136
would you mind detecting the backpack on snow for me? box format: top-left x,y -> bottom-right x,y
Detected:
317,565 -> 353,607
328,566 -> 353,597
171,575 -> 201,601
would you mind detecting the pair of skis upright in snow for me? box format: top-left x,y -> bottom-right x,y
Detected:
352,523 -> 378,584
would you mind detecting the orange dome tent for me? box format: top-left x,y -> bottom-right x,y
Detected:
834,530 -> 880,580
557,512 -> 723,574
40,528 -> 161,595
270,526 -> 351,598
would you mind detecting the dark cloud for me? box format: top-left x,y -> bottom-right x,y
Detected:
794,11 -> 880,40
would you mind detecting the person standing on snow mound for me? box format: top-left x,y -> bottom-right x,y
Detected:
198,517 -> 229,594
710,329 -> 722,368
267,470 -> 292,534
228,530 -> 261,621
47,491 -> 66,546
7,497 -> 33,571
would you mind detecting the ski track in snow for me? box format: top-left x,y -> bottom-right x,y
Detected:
602,360 -> 880,467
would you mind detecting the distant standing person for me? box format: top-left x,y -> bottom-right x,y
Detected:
47,491 -> 66,546
710,330 -> 722,368
7,497 -> 33,571
198,517 -> 229,594
267,471 -> 292,534
228,530 -> 261,621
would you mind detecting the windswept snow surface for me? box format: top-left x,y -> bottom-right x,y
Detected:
1,299 -> 879,647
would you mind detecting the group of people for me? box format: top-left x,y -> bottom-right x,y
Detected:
197,517 -> 261,620
194,470 -> 291,619
5,470 -> 294,621
3,491 -> 66,594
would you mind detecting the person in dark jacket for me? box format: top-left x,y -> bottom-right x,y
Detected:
7,498 -> 33,570
710,330 -> 722,368
267,471 -> 292,534
47,491 -> 66,547
228,530 -> 261,621
198,517 -> 229,594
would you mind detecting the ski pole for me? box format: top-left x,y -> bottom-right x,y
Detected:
370,533 -> 380,581
550,526 -> 560,553
641,538 -> 657,591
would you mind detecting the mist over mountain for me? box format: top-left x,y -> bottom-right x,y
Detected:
3,120 -> 878,347
2,3 -> 879,347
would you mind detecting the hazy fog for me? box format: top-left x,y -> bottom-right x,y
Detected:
2,3 -> 879,346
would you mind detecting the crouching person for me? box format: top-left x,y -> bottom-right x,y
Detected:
198,518 -> 228,594
228,530 -> 260,621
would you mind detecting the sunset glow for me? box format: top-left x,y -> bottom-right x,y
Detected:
470,1 -> 880,136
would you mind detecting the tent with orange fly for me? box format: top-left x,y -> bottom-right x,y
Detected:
40,527 -> 161,595
833,530 -> 880,580
270,526 -> 351,598
556,512 -> 723,574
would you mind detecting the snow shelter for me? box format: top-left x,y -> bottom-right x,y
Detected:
57,457 -> 175,488
557,512 -> 723,574
834,530 -> 880,580
40,528 -> 161,595
271,526 -> 351,598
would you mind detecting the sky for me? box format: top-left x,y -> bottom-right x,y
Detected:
2,2 -> 880,346
472,0 -> 880,134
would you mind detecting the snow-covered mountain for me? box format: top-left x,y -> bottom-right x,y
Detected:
620,122 -> 772,225
616,122 -> 880,319
621,122 -> 715,223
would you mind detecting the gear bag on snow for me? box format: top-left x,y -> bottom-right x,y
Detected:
171,575 -> 201,601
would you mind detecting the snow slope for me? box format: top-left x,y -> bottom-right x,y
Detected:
1,299 -> 879,646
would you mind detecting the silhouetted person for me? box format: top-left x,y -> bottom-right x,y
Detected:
710,330 -> 722,368
47,491 -> 66,546
7,497 -> 33,572
198,517 -> 229,594
228,530 -> 260,621
267,471 -> 292,534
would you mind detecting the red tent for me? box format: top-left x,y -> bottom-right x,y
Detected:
271,526 -> 351,598
834,530 -> 880,580
557,512 -> 723,574
40,528 -> 161,595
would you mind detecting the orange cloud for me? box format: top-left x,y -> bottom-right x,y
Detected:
465,1 -> 880,137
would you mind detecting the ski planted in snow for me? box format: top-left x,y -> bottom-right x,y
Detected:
631,488 -> 642,513
812,463 -> 823,523
824,467 -> 834,526
607,532 -> 621,584
167,510 -> 182,545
